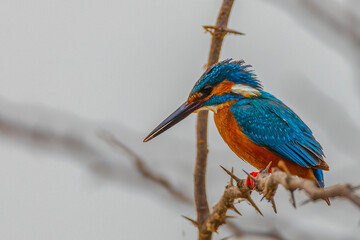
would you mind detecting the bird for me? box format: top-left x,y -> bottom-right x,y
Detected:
143,59 -> 329,195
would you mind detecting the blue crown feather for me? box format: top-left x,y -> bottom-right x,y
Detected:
191,59 -> 262,95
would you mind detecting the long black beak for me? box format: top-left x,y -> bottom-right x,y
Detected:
143,101 -> 203,142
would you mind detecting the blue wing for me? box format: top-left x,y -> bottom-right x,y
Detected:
231,92 -> 326,169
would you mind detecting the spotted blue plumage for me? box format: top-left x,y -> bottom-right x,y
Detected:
230,91 -> 326,186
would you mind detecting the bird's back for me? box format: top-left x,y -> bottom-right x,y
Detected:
213,91 -> 329,187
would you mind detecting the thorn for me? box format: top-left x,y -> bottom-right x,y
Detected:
247,194 -> 263,216
264,161 -> 272,172
220,166 -> 241,183
225,28 -> 245,35
324,197 -> 331,206
270,197 -> 277,214
351,185 -> 360,191
230,204 -> 242,216
261,189 -> 270,202
225,215 -> 237,219
300,198 -> 312,206
181,215 -> 198,226
229,167 -> 234,186
242,169 -> 256,181
202,25 -> 245,36
289,190 -> 296,208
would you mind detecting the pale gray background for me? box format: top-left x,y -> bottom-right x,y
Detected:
0,0 -> 359,239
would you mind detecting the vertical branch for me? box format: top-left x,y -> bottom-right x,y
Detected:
207,1 -> 236,65
194,0 -> 237,239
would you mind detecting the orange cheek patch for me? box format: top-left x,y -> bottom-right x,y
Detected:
212,80 -> 234,95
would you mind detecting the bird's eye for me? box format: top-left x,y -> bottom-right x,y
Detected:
200,85 -> 213,96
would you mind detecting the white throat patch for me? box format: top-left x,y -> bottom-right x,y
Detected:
231,84 -> 260,97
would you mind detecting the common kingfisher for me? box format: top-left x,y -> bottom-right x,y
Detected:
144,59 -> 329,190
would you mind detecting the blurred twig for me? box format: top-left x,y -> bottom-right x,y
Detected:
270,0 -> 360,57
300,0 -> 360,46
98,130 -> 192,203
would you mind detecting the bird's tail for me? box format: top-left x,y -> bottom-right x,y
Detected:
312,169 -> 330,205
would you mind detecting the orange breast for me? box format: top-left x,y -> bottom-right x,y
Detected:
214,104 -> 316,182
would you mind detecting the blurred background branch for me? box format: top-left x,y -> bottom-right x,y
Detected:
98,130 -> 191,203
269,0 -> 360,57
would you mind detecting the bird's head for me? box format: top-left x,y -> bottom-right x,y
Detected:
143,59 -> 262,142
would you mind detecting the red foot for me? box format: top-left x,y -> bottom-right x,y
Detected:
246,172 -> 258,189
246,168 -> 272,189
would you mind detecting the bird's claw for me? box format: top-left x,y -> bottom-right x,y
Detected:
245,171 -> 259,189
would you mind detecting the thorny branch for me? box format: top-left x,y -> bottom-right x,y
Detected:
199,165 -> 360,235
195,0 -> 240,239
